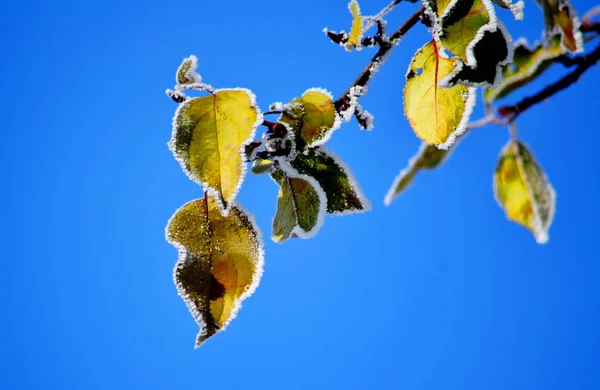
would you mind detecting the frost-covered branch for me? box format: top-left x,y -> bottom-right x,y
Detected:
335,6 -> 424,115
497,41 -> 600,120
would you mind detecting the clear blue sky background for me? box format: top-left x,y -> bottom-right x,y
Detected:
2,0 -> 599,388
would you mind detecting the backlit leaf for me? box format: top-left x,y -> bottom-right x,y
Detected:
439,0 -> 492,61
485,36 -> 565,103
169,89 -> 262,214
346,0 -> 364,51
384,141 -> 458,205
279,88 -> 341,148
494,140 -> 555,243
404,41 -> 476,149
271,163 -> 327,243
166,197 -> 264,348
289,148 -> 370,215
534,0 -> 583,53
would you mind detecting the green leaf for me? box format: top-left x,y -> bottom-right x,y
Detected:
346,0 -> 364,51
384,141 -> 458,205
176,55 -> 201,85
534,0 -> 583,53
169,89 -> 263,214
250,159 -> 274,175
404,40 -> 476,149
494,140 -> 555,243
439,0 -> 492,61
166,196 -> 264,348
485,36 -> 565,104
278,88 -> 341,148
289,148 -> 370,215
271,163 -> 327,243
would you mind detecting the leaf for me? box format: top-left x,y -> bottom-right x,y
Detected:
440,23 -> 513,88
439,0 -> 492,61
166,197 -> 264,348
534,0 -> 583,53
404,40 -> 476,149
250,159 -> 274,175
485,36 -> 565,103
494,140 -> 555,243
176,55 -> 201,85
169,89 -> 262,214
491,0 -> 525,20
346,0 -> 364,51
384,141 -> 458,205
289,148 -> 370,215
271,163 -> 327,243
279,88 -> 341,148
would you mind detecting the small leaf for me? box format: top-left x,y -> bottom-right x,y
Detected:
251,159 -> 274,175
169,88 -> 262,214
491,0 -> 525,20
494,140 -> 555,243
346,0 -> 364,51
166,197 -> 264,348
176,55 -> 202,85
384,141 -> 458,205
279,88 -> 341,148
440,23 -> 513,88
271,163 -> 327,243
404,41 -> 476,149
534,0 -> 583,53
439,0 -> 492,61
485,36 -> 565,103
289,148 -> 370,215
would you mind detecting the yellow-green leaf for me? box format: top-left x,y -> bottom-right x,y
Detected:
176,55 -> 201,85
485,36 -> 565,104
271,165 -> 327,243
404,41 -> 475,149
167,197 -> 264,348
250,159 -> 273,175
384,141 -> 458,205
494,140 -> 555,243
279,88 -> 341,148
346,0 -> 364,51
534,0 -> 583,53
439,0 -> 491,60
289,148 -> 370,215
169,89 -> 262,214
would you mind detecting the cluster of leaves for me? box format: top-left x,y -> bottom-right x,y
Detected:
165,0 -> 599,348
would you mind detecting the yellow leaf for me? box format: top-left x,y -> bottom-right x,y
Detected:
346,0 -> 363,51
167,196 -> 264,348
404,41 -> 476,149
494,140 -> 555,243
534,0 -> 583,53
170,89 -> 262,214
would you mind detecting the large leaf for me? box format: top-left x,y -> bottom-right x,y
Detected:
169,89 -> 262,214
279,88 -> 341,148
271,164 -> 327,243
289,148 -> 370,215
534,0 -> 583,53
345,0 -> 364,51
384,141 -> 457,205
485,36 -> 565,103
404,40 -> 476,149
166,197 -> 264,348
494,140 -> 555,243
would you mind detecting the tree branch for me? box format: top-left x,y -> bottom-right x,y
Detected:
335,6 -> 424,113
497,42 -> 600,120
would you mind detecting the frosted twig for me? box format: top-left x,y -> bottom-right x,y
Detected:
582,6 -> 600,23
363,0 -> 418,32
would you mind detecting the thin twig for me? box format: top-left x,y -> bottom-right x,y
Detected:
582,6 -> 600,24
363,0 -> 418,32
497,42 -> 600,120
335,6 -> 424,112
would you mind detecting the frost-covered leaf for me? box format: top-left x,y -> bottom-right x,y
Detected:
346,0 -> 364,51
176,55 -> 202,85
166,197 -> 264,348
534,0 -> 583,53
251,159 -> 273,175
485,36 -> 565,103
404,41 -> 476,149
271,164 -> 327,243
440,23 -> 513,87
491,0 -> 525,20
169,89 -> 262,214
279,89 -> 341,148
289,148 -> 370,215
494,140 -> 555,243
439,0 -> 492,61
384,141 -> 457,205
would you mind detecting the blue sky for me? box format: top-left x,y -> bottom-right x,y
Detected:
2,0 -> 600,389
